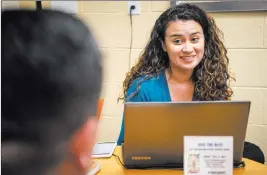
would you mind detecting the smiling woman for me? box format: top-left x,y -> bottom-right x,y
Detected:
117,3 -> 234,145
162,19 -> 205,101
119,3 -> 233,103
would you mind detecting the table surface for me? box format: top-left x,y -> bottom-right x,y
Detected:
93,146 -> 267,175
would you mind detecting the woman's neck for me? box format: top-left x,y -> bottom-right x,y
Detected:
166,65 -> 194,84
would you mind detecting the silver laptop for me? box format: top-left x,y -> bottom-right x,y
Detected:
122,101 -> 250,169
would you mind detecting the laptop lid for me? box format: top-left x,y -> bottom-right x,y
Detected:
123,101 -> 250,168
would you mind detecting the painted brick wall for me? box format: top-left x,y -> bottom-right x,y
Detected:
11,1 -> 267,163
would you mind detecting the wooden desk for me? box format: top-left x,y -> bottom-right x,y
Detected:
94,146 -> 267,175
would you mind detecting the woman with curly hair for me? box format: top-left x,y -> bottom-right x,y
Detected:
117,3 -> 234,145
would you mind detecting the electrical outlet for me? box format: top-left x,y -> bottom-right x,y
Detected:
128,1 -> 140,15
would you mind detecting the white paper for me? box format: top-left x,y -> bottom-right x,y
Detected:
184,136 -> 233,175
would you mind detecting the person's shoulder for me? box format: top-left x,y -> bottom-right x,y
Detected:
126,72 -> 164,101
129,73 -> 162,91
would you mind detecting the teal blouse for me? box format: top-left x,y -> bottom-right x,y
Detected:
117,70 -> 196,145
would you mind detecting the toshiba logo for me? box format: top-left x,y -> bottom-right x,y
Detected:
132,156 -> 151,160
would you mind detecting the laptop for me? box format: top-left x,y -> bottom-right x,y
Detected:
122,101 -> 250,169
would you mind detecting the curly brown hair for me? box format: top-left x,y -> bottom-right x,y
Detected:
119,3 -> 234,102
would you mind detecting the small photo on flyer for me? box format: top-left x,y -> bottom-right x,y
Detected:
188,153 -> 200,174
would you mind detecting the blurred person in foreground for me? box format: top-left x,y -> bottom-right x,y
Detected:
2,9 -> 102,175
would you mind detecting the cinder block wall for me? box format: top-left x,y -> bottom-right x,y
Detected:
11,1 -> 267,163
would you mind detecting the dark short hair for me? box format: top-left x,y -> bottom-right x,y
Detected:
2,9 -> 102,175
